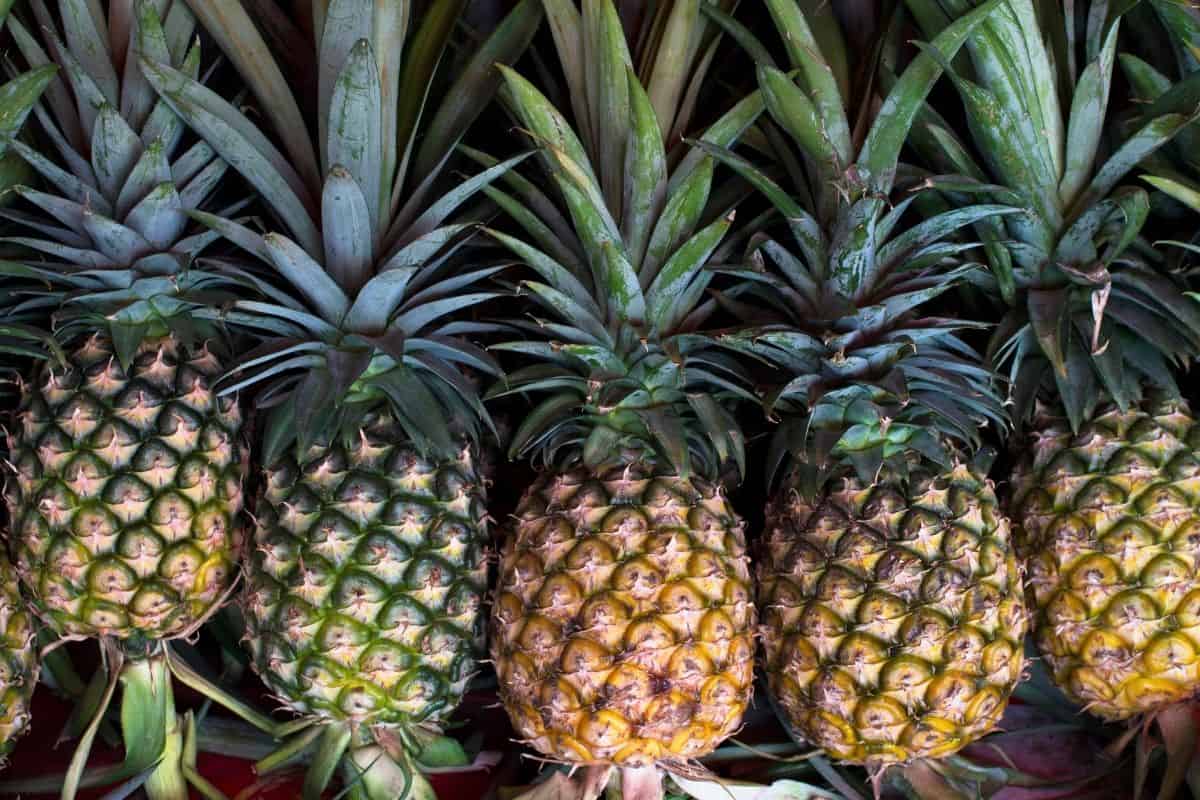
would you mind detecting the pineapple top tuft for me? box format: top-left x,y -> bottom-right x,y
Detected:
141,0 -> 543,465
1119,1 -> 1200,216
0,1 -> 244,370
484,0 -> 756,482
906,0 -> 1200,433
703,0 -> 1010,497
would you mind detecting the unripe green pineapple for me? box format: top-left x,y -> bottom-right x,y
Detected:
1013,398 -> 1200,720
0,553 -> 36,765
492,468 -> 755,767
155,1 -> 541,794
759,464 -> 1026,764
245,414 -> 488,728
5,333 -> 244,644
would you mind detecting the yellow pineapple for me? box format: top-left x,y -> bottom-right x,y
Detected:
1013,398 -> 1200,720
904,0 -> 1200,731
484,1 -> 756,795
493,468 -> 754,766
707,0 -> 1024,769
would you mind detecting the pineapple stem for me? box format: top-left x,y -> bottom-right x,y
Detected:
343,733 -> 436,800
896,759 -> 960,800
120,655 -> 188,800
620,767 -> 664,800
1152,704 -> 1197,800
0,646 -> 204,800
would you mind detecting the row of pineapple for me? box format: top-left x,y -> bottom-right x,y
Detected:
0,0 -> 1198,799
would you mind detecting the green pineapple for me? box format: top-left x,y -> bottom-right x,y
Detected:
1,2 -> 246,643
0,3 -> 248,796
143,1 -> 540,796
703,0 -> 1024,770
482,2 -> 761,797
904,0 -> 1200,733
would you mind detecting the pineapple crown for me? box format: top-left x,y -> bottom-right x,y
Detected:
142,0 -> 543,465
698,0 -> 1010,493
485,0 -> 758,481
0,1 -> 245,369
905,0 -> 1200,433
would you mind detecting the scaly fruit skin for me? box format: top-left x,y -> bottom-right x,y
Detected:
3,333 -> 245,642
245,414 -> 488,728
1014,397 -> 1200,721
491,467 -> 755,767
0,553 -> 35,764
759,463 -> 1026,765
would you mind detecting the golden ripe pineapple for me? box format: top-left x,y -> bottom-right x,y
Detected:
760,465 -> 1025,763
1013,398 -> 1200,720
493,467 -> 754,767
484,1 -> 756,793
0,553 -> 36,766
905,0 -> 1200,728
708,0 -> 1023,768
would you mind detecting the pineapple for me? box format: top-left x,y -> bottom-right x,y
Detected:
0,365 -> 36,771
1016,397 -> 1200,719
904,0 -> 1200,725
704,0 -> 1022,769
0,61 -> 63,773
144,1 -> 541,796
483,2 -> 758,796
1,2 -> 246,643
0,3 -> 248,796
8,333 -> 243,642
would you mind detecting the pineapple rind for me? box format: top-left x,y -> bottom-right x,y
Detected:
759,462 -> 1026,765
245,414 -> 488,728
1014,397 -> 1200,720
491,466 -> 756,766
4,333 -> 245,641
0,553 -> 35,763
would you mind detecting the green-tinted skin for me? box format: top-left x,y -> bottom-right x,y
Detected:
244,413 -> 488,729
4,333 -> 245,645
